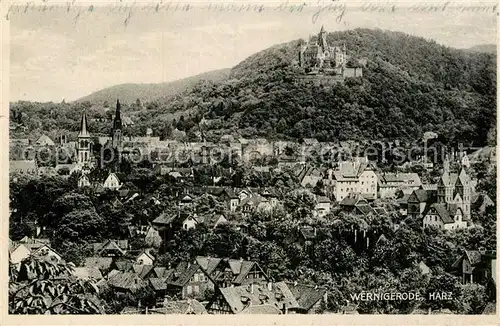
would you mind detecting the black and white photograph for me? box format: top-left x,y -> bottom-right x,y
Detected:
6,0 -> 498,317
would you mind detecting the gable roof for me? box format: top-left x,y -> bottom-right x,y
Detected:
132,264 -> 155,279
233,261 -> 260,285
152,211 -> 177,225
409,189 -> 436,203
465,250 -> 482,265
239,195 -> 268,208
150,299 -> 207,314
72,267 -> 103,280
84,257 -> 113,271
378,172 -> 422,187
287,283 -> 326,311
94,239 -> 128,255
373,207 -> 388,216
418,261 -> 431,275
356,204 -> 376,216
316,196 -> 331,203
218,282 -> 299,314
167,262 -> 201,287
149,277 -> 168,291
420,184 -> 438,191
104,172 -> 121,184
423,203 -> 454,224
339,193 -> 368,207
240,304 -> 282,314
108,272 -> 147,291
138,250 -> 155,262
222,188 -> 239,199
196,256 -> 223,275
115,260 -> 134,272
36,134 -> 55,146
10,160 -> 37,173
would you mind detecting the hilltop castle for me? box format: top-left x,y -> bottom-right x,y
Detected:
299,25 -> 346,72
298,26 -> 363,79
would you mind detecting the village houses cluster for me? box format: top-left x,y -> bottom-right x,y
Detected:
9,97 -> 496,314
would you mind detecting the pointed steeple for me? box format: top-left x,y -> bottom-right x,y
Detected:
443,156 -> 450,176
318,25 -> 328,51
78,111 -> 89,138
113,99 -> 122,131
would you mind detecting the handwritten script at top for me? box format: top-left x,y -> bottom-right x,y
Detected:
4,1 -> 498,25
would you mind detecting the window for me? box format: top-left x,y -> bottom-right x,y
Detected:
194,285 -> 199,294
194,273 -> 199,282
199,274 -> 205,282
187,285 -> 192,294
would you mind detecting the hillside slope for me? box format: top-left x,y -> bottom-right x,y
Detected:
76,68 -> 231,104
464,44 -> 496,54
155,28 -> 496,146
11,29 -> 497,146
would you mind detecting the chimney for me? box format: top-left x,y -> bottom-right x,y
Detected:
323,291 -> 328,304
267,281 -> 272,291
479,247 -> 486,255
187,261 -> 191,268
250,283 -> 254,294
240,257 -> 243,263
314,227 -> 317,237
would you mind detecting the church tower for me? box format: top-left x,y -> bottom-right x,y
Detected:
437,157 -> 452,203
77,111 -> 91,166
111,99 -> 123,149
456,167 -> 471,219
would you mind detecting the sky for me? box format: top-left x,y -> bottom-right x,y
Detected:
9,1 -> 497,102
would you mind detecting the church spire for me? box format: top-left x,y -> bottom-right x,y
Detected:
443,155 -> 450,176
113,99 -> 122,131
318,25 -> 328,51
78,111 -> 89,138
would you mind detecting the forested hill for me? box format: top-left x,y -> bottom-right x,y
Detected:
163,28 -> 496,146
464,44 -> 496,54
76,68 -> 231,104
10,29 -> 496,147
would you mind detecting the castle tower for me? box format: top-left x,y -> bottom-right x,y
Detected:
77,111 -> 91,165
111,99 -> 123,149
318,25 -> 328,52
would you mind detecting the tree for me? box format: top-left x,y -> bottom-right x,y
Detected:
425,268 -> 461,311
54,209 -> 105,244
127,168 -> 158,193
455,283 -> 488,314
44,192 -> 95,228
9,256 -> 104,314
100,285 -> 155,314
283,189 -> 317,221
